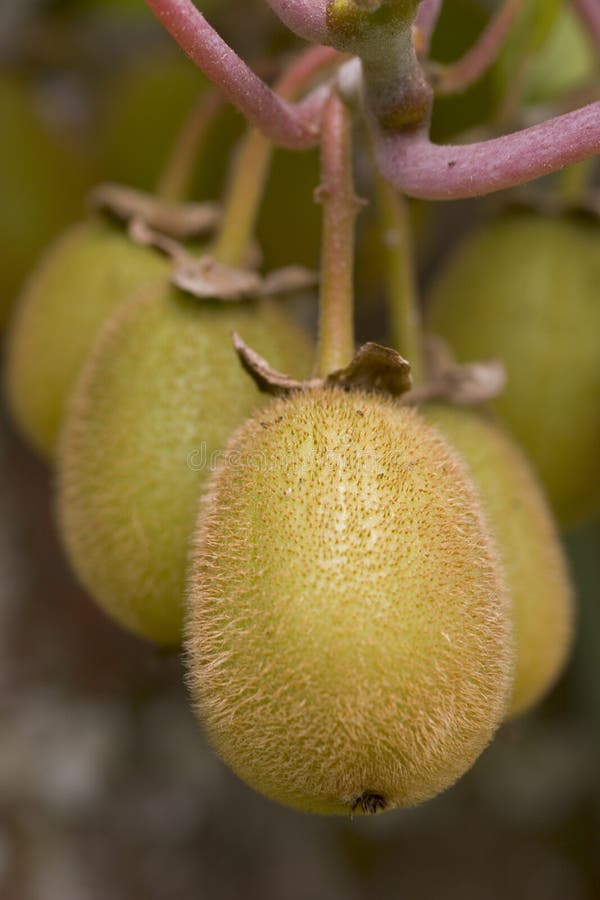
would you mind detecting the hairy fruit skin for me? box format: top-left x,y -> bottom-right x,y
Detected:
425,405 -> 574,718
427,212 -> 600,527
5,220 -> 168,459
58,285 -> 312,645
0,78 -> 84,329
186,388 -> 514,816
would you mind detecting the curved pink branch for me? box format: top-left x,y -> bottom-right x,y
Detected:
414,0 -> 442,55
263,0 -> 328,43
144,0 -> 323,148
375,101 -> 600,199
570,0 -> 600,50
435,0 -> 523,95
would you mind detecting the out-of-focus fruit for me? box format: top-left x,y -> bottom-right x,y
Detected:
425,404 -> 574,717
0,77 -> 84,328
5,220 -> 168,459
427,211 -> 600,527
58,286 -> 312,645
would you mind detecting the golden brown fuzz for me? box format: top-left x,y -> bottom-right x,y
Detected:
186,388 -> 514,816
425,404 -> 574,718
6,220 -> 167,458
58,284 -> 311,646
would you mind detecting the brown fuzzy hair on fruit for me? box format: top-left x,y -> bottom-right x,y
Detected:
58,283 -> 312,646
5,220 -> 167,459
186,387 -> 514,816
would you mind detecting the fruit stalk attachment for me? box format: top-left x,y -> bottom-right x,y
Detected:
155,88 -> 224,205
88,87 -> 226,245
143,0 -> 328,148
262,0 -> 329,43
414,0 -> 442,56
316,90 -> 359,376
266,1 -> 431,129
145,0 -> 600,199
328,0 -> 431,131
373,102 -> 600,199
213,45 -> 339,268
373,172 -> 423,383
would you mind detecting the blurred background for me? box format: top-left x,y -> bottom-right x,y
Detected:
1,1 -> 600,897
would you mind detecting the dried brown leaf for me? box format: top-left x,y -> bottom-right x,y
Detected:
232,333 -> 314,395
326,343 -> 413,396
88,183 -> 221,239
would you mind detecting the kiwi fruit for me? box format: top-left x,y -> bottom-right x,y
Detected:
426,210 -> 600,527
0,76 -> 84,329
5,219 -> 168,460
186,387 -> 514,816
425,404 -> 574,718
58,285 -> 312,646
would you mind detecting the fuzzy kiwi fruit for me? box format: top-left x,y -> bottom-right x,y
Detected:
186,388 -> 514,816
5,219 -> 168,459
0,76 -> 84,329
427,210 -> 600,527
425,404 -> 574,718
58,284 -> 312,646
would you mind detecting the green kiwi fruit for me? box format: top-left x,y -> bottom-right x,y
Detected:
186,388 -> 514,816
0,76 -> 84,328
5,219 -> 168,460
425,404 -> 574,718
58,285 -> 312,646
426,210 -> 600,527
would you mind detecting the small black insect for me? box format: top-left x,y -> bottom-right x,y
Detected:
350,791 -> 387,816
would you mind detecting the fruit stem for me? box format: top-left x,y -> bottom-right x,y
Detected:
316,91 -> 358,376
432,0 -> 523,96
210,130 -> 271,268
212,46 -> 341,268
155,88 -> 224,205
373,100 -> 600,199
374,172 -> 424,383
143,0 -> 327,148
414,0 -> 443,56
262,0 -> 328,43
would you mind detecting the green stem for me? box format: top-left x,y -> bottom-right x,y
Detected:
211,129 -> 272,267
316,91 -> 357,377
155,89 -> 223,204
212,45 -> 341,269
374,171 -> 424,384
327,1 -> 431,130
